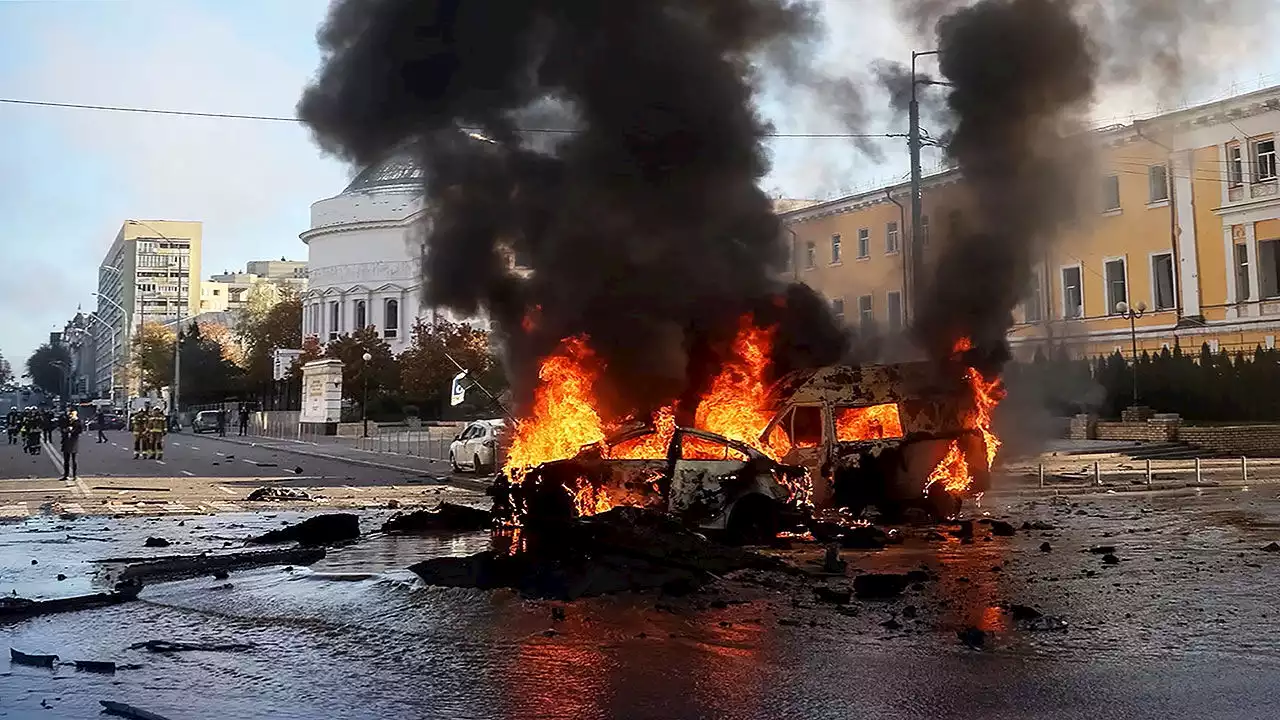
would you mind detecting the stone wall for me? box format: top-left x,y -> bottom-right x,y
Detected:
1094,421 -> 1179,442
1178,425 -> 1280,457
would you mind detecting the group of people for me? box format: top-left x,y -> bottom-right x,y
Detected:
130,405 -> 168,460
5,406 -> 84,480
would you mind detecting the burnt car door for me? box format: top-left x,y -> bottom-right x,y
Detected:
761,404 -> 831,506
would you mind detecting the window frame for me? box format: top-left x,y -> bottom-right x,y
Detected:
1102,174 -> 1121,212
830,233 -> 842,264
1147,164 -> 1169,204
328,301 -> 340,342
384,298 -> 400,339
1227,142 -> 1244,188
354,299 -> 368,330
856,228 -> 870,259
885,221 -> 900,254
1258,238 -> 1280,300
1254,137 -> 1277,183
886,290 -> 902,332
805,241 -> 816,270
1235,242 -> 1252,302
1103,256 -> 1128,315
1149,251 -> 1176,311
1060,264 -> 1084,320
831,297 -> 845,321
857,294 -> 873,329
1023,269 -> 1044,323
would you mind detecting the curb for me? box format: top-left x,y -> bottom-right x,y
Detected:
208,436 -> 493,493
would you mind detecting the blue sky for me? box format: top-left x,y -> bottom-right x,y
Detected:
0,0 -> 1277,371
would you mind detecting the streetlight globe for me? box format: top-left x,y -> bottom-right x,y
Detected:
1136,301 -> 1148,312
362,352 -> 372,362
1115,301 -> 1129,315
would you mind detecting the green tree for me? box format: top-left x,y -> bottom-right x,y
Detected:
399,320 -> 508,419
238,294 -> 303,386
133,322 -> 176,393
178,322 -> 245,404
325,326 -> 398,405
25,343 -> 72,397
0,352 -> 12,388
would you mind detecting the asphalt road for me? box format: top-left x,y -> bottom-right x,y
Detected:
0,429 -> 481,519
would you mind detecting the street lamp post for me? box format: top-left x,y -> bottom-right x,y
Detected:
1116,301 -> 1148,404
361,352 -> 373,438
908,50 -> 942,325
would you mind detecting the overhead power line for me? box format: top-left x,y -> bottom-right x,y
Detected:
0,97 -> 908,139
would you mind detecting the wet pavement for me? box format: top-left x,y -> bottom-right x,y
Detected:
2,486 -> 1280,719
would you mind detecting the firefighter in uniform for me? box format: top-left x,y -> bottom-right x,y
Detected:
131,406 -> 150,459
147,406 -> 167,460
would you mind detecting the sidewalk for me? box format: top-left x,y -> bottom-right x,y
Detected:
207,434 -> 494,492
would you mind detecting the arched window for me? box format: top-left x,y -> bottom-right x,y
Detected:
328,301 -> 340,341
355,300 -> 367,330
384,299 -> 400,339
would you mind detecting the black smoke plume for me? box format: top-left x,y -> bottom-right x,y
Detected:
297,0 -> 850,421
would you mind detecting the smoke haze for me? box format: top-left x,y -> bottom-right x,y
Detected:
297,0 -> 858,421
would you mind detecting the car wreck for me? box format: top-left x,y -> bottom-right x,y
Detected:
760,359 -> 995,519
497,426 -> 810,543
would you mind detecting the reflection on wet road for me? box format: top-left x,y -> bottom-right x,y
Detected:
3,489 -> 1280,719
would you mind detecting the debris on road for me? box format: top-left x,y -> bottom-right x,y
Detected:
852,573 -> 911,599
100,700 -> 173,720
1,585 -> 141,622
144,537 -> 171,548
248,513 -> 360,547
128,640 -> 254,653
1025,615 -> 1069,632
1263,542 -> 1280,552
112,548 -> 325,584
410,507 -> 783,600
10,648 -> 58,668
1088,545 -> 1117,555
813,585 -> 853,604
957,626 -> 987,650
73,660 -> 117,673
246,487 -> 312,502
821,544 -> 846,573
987,520 -> 1016,537
380,503 -> 492,534
1102,553 -> 1120,565
1039,542 -> 1052,552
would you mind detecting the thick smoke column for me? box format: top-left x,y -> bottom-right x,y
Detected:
298,0 -> 849,421
910,0 -> 1096,369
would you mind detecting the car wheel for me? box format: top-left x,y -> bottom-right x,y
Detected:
450,452 -> 461,474
474,454 -> 488,475
725,495 -> 779,546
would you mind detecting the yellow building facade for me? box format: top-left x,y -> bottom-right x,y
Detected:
782,85 -> 1280,360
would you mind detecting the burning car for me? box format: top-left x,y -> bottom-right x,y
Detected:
502,425 -> 809,543
760,357 -> 1000,519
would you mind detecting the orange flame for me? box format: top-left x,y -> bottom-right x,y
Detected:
504,336 -> 608,471
693,315 -> 787,459
924,338 -> 1006,495
835,404 -> 904,441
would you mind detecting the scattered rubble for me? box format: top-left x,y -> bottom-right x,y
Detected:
128,640 -> 254,653
852,573 -> 912,599
246,487 -> 312,502
248,513 -> 360,547
1088,545 -> 1117,555
73,660 -> 117,674
1025,615 -> 1069,632
957,626 -> 987,650
112,548 -> 325,583
821,545 -> 846,573
100,700 -> 172,720
1102,553 -> 1120,565
813,585 -> 853,605
380,503 -> 492,534
987,520 -> 1016,537
409,507 -> 785,600
1039,542 -> 1052,553
1,585 -> 141,622
1263,542 -> 1280,552
144,537 -> 171,548
10,648 -> 58,667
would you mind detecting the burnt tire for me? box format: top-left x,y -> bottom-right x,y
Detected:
473,454 -> 488,475
925,486 -> 963,520
725,495 -> 779,546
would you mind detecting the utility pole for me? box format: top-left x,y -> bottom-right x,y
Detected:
908,50 -> 938,325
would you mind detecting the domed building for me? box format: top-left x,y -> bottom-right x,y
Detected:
300,155 -> 485,354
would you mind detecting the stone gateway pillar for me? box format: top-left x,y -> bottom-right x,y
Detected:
299,359 -> 344,436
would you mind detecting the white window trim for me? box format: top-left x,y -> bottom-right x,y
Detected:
1226,142 -> 1245,189
1148,250 -> 1177,312
885,223 -> 900,255
857,294 -> 873,326
1102,174 -> 1122,213
1060,263 -> 1084,320
1147,165 -> 1170,205
830,233 -> 842,266
804,241 -> 816,270
1103,255 -> 1129,316
1253,136 -> 1277,183
856,228 -> 871,260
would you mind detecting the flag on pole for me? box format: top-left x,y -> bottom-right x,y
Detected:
450,371 -> 467,407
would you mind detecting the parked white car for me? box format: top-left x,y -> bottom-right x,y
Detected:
449,419 -> 508,474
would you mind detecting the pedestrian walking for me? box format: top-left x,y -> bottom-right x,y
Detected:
42,410 -> 56,444
95,408 -> 108,443
217,408 -> 227,437
59,410 -> 83,481
238,404 -> 250,436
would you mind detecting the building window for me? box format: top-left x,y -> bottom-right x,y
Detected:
1259,239 -> 1280,299
1151,253 -> 1176,311
1104,258 -> 1127,314
384,299 -> 400,339
1102,175 -> 1121,212
782,234 -> 793,272
1227,143 -> 1244,187
1255,138 -> 1277,182
857,228 -> 870,259
830,234 -> 842,264
886,222 -> 900,254
857,294 -> 873,330
1024,270 -> 1043,323
1062,266 -> 1083,319
328,302 -> 340,341
1236,243 -> 1251,302
805,241 -> 816,269
920,214 -> 930,247
1148,165 -> 1168,203
355,300 -> 367,329
831,297 -> 844,321
886,291 -> 902,332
